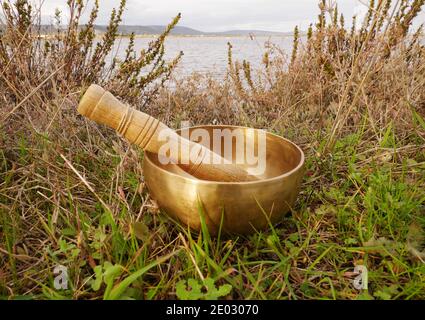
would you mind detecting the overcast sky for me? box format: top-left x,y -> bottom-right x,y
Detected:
36,0 -> 424,32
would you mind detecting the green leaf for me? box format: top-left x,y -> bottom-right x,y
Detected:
288,233 -> 299,242
176,279 -> 204,300
132,221 -> 150,242
356,291 -> 374,300
380,121 -> 393,148
91,265 -> 104,291
103,262 -> 123,297
344,238 -> 358,245
197,197 -> 211,257
374,285 -> 399,300
106,251 -> 176,300
61,227 -> 76,236
176,278 -> 232,300
203,278 -> 232,300
411,108 -> 425,131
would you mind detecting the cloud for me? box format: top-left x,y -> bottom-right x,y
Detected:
33,1 -> 423,32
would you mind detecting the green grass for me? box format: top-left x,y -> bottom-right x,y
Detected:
1,119 -> 424,300
1,0 -> 424,300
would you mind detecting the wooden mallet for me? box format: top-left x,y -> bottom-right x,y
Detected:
77,84 -> 258,182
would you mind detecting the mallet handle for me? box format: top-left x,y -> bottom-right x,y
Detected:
78,84 -> 257,182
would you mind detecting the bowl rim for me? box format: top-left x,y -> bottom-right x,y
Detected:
144,124 -> 305,185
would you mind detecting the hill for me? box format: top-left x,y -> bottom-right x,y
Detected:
34,24 -> 292,36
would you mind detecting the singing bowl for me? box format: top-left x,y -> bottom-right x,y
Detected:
143,125 -> 305,235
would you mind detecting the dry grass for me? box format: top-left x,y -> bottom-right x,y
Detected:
1,0 -> 425,299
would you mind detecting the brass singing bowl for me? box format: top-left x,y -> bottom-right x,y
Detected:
143,125 -> 305,235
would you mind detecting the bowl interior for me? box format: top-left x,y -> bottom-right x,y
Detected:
146,125 -> 303,181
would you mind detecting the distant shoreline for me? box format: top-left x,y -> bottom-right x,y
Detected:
125,33 -> 296,38
37,33 -> 299,39
33,24 -> 303,38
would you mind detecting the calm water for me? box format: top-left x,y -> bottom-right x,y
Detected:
110,36 -> 295,78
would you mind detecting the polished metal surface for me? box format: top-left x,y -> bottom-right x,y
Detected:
143,125 -> 305,235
